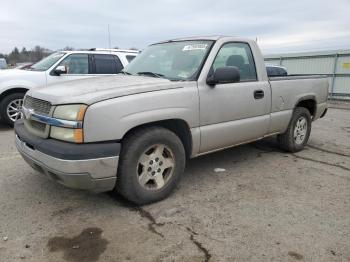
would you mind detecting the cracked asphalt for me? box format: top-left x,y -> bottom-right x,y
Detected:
0,107 -> 349,262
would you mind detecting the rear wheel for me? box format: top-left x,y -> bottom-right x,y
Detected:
277,107 -> 311,152
0,93 -> 25,126
115,126 -> 186,205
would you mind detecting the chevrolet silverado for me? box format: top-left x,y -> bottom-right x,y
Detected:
15,36 -> 328,204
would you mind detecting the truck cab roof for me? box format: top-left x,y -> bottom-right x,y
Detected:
154,35 -> 252,44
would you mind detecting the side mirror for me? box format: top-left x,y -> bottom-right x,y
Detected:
207,66 -> 240,86
54,65 -> 67,76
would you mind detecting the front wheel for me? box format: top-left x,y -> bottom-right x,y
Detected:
277,107 -> 312,152
115,126 -> 186,205
0,93 -> 25,126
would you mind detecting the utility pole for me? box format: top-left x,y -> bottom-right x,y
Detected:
108,24 -> 111,51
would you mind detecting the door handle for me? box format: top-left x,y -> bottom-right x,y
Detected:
254,90 -> 264,99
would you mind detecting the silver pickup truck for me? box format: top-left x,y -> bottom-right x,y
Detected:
14,36 -> 328,204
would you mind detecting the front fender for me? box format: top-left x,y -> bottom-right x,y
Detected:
83,87 -> 199,142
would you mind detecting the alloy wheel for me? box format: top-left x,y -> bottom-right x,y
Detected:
294,116 -> 308,145
136,144 -> 175,190
6,98 -> 23,122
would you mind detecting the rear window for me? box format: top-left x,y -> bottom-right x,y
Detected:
267,66 -> 287,77
93,54 -> 123,74
126,55 -> 136,63
278,67 -> 287,76
266,66 -> 276,76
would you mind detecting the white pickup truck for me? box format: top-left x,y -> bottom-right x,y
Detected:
15,36 -> 328,205
0,49 -> 138,125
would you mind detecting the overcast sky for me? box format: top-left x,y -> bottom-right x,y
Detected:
1,0 -> 349,54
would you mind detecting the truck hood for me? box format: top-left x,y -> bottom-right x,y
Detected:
0,69 -> 46,91
0,68 -> 42,78
27,75 -> 184,105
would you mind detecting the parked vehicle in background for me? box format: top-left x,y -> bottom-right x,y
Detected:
15,36 -> 328,204
0,49 -> 139,126
266,64 -> 288,77
0,58 -> 7,69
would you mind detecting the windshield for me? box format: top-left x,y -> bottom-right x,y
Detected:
123,40 -> 214,81
29,52 -> 65,71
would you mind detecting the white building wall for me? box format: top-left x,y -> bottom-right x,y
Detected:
265,50 -> 350,96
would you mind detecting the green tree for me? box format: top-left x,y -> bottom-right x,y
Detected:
7,47 -> 20,65
20,47 -> 28,62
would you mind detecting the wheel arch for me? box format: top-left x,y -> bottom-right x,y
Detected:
294,95 -> 317,118
0,88 -> 28,103
121,119 -> 193,159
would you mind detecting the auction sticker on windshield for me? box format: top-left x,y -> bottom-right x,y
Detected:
183,44 -> 208,51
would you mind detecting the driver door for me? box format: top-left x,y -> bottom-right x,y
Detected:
198,42 -> 271,153
46,53 -> 93,85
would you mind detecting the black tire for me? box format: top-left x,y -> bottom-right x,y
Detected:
0,93 -> 25,127
277,107 -> 311,152
115,126 -> 186,205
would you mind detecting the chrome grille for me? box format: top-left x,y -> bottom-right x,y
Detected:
24,96 -> 51,115
24,119 -> 49,138
30,120 -> 46,132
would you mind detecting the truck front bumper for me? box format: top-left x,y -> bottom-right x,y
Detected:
14,121 -> 120,193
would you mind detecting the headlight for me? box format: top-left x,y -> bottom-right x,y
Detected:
50,126 -> 83,143
50,104 -> 87,143
53,104 -> 87,121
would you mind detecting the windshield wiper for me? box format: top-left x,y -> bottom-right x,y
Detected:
137,71 -> 165,78
120,70 -> 132,75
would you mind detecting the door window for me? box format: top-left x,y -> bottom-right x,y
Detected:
58,54 -> 89,74
93,54 -> 123,74
212,43 -> 257,81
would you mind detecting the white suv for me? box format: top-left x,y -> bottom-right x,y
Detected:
0,49 -> 139,126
